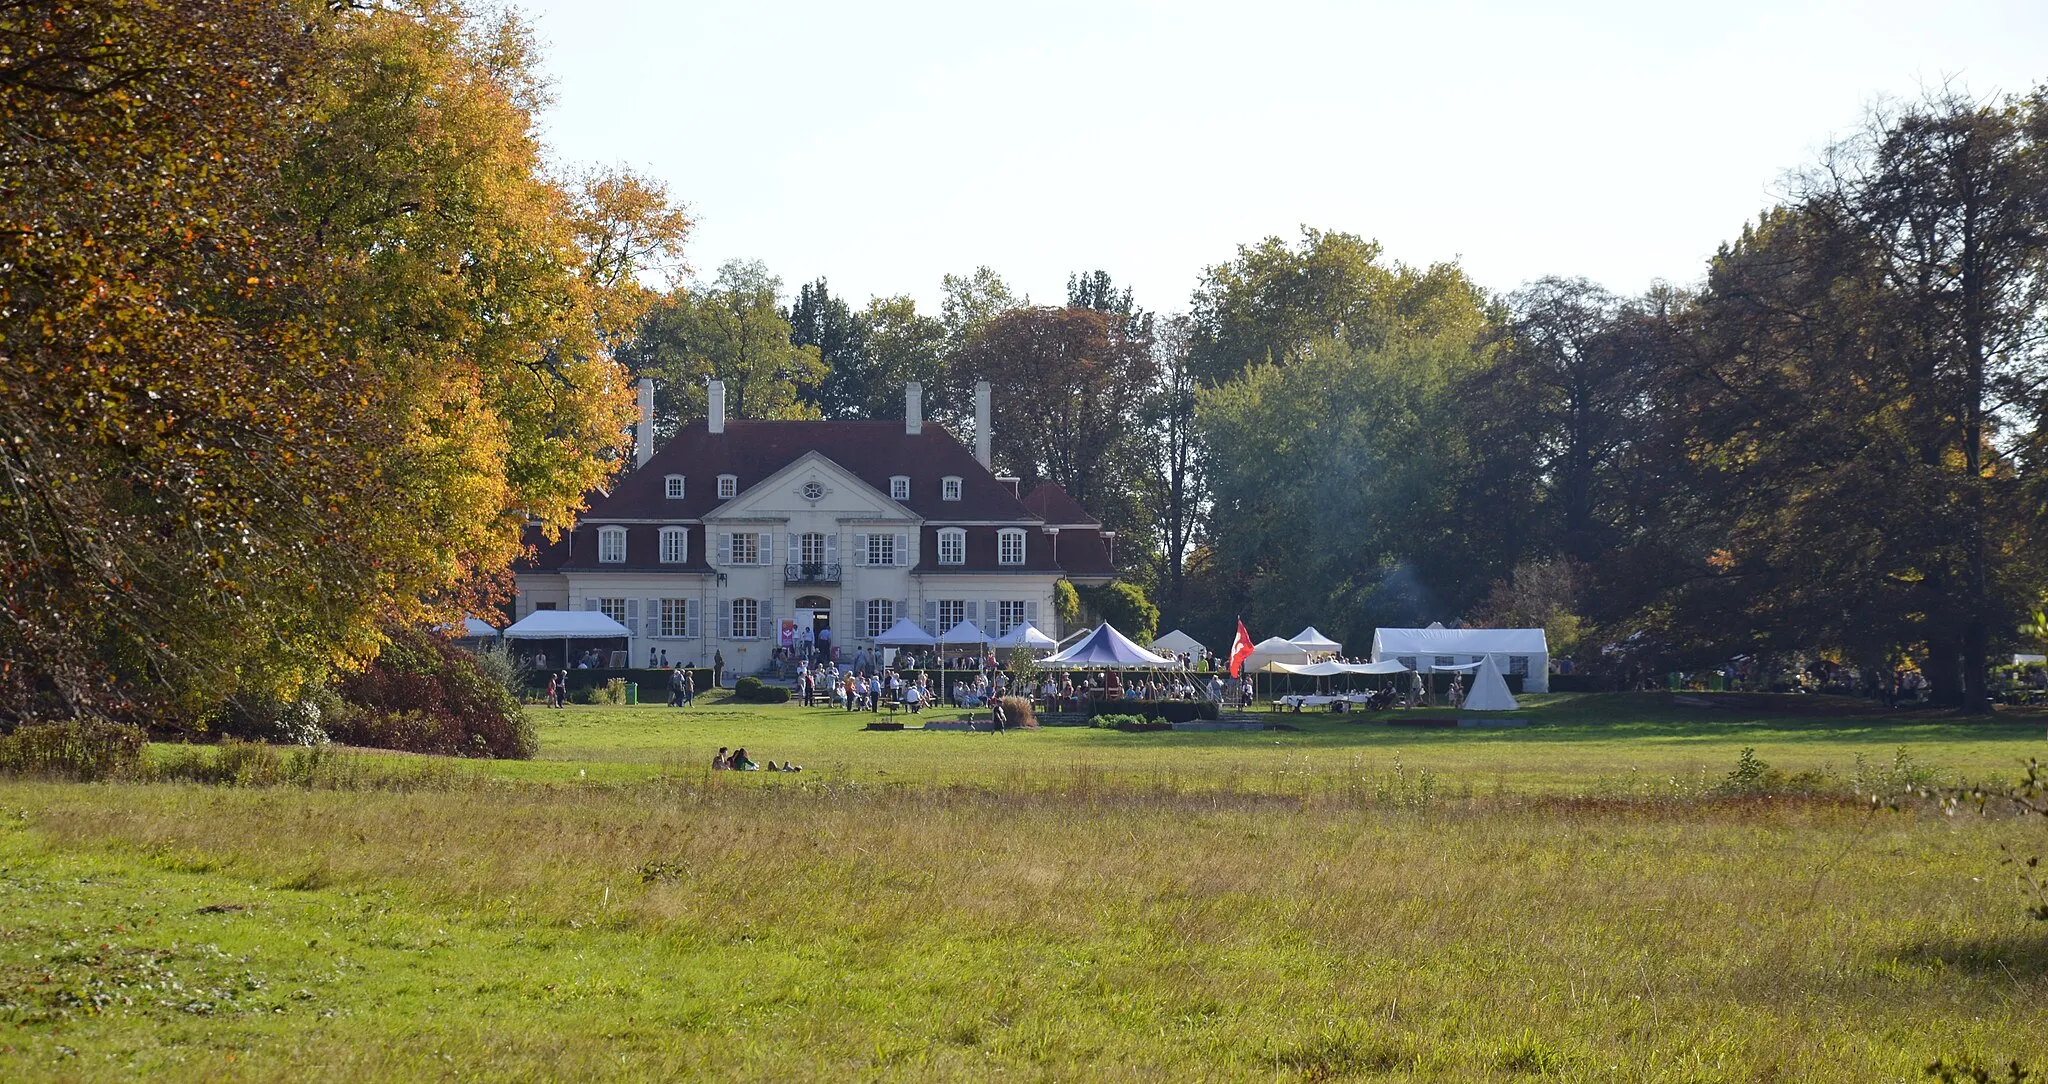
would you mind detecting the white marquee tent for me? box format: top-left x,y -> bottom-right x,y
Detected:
994,623 -> 1059,649
938,619 -> 990,645
1149,629 -> 1208,656
1243,636 -> 1310,672
873,618 -> 937,647
1289,627 -> 1343,654
1370,627 -> 1549,693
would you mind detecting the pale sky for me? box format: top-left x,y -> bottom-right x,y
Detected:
522,0 -> 2048,313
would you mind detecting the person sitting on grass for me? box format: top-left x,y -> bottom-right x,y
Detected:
713,747 -> 730,771
731,747 -> 757,771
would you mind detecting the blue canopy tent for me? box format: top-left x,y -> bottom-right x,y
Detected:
1042,623 -> 1178,669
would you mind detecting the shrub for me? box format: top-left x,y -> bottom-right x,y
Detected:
1077,581 -> 1158,644
997,696 -> 1037,729
330,626 -> 537,759
0,720 -> 147,780
1084,699 -> 1218,724
1090,713 -> 1170,732
207,693 -> 330,746
732,676 -> 790,704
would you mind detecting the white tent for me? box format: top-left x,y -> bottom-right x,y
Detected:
874,618 -> 937,647
1267,659 -> 1412,678
461,617 -> 501,639
938,619 -> 989,645
502,609 -> 631,669
1370,626 -> 1549,693
502,610 -> 630,639
994,623 -> 1059,649
1042,624 -> 1179,668
1289,626 -> 1343,653
1149,629 -> 1208,656
1461,654 -> 1519,711
1243,635 -> 1310,672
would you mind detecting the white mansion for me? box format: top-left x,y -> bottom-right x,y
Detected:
512,380 -> 1117,668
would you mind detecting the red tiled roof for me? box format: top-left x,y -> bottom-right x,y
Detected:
1019,481 -> 1099,526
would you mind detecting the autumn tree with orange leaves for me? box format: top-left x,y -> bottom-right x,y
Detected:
0,0 -> 685,726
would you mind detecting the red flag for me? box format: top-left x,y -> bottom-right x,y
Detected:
1228,619 -> 1254,677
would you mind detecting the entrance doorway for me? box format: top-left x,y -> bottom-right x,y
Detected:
793,594 -> 832,661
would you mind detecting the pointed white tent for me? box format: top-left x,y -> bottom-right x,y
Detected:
1289,626 -> 1342,653
873,618 -> 937,647
1149,629 -> 1208,656
1243,635 -> 1310,671
993,623 -> 1059,649
938,619 -> 989,645
1461,654 -> 1519,711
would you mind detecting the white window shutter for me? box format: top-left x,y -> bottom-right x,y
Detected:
718,532 -> 732,566
895,532 -> 910,567
646,597 -> 661,637
964,601 -> 979,626
1025,600 -> 1039,626
788,533 -> 799,565
848,597 -> 862,638
854,533 -> 869,566
923,599 -> 938,635
685,598 -> 700,639
824,533 -> 837,564
761,597 -> 774,640
626,598 -> 640,638
718,599 -> 732,640
584,597 -> 598,611
760,532 -> 772,566
985,600 -> 1000,632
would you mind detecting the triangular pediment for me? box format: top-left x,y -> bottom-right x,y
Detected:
705,450 -> 915,522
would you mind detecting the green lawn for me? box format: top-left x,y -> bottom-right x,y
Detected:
3,695 -> 2045,1080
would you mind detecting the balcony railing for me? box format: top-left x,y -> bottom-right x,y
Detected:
785,561 -> 841,584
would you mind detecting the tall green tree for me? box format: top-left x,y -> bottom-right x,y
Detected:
786,278 -> 865,417
626,260 -> 826,429
1187,227 -> 1494,385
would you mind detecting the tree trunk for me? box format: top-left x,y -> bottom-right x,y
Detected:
1960,615 -> 1990,714
1924,631 -> 1963,708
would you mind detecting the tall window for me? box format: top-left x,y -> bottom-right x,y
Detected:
867,533 -> 896,566
800,532 -> 827,564
717,474 -> 737,498
866,599 -> 894,638
730,532 -> 758,565
659,527 -> 688,564
937,528 -> 965,566
890,476 -> 910,500
999,600 -> 1027,634
598,527 -> 626,563
664,475 -> 686,499
941,476 -> 962,501
659,599 -> 693,637
937,599 -> 964,629
732,598 -> 758,639
599,598 -> 627,624
997,528 -> 1025,566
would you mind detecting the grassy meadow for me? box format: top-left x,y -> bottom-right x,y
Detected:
2,693 -> 2045,1080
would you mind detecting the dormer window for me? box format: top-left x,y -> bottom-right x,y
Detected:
598,526 -> 627,564
942,476 -> 962,501
717,474 -> 737,499
937,527 -> 966,566
997,527 -> 1026,566
890,475 -> 910,501
659,526 -> 688,564
664,475 -> 686,499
